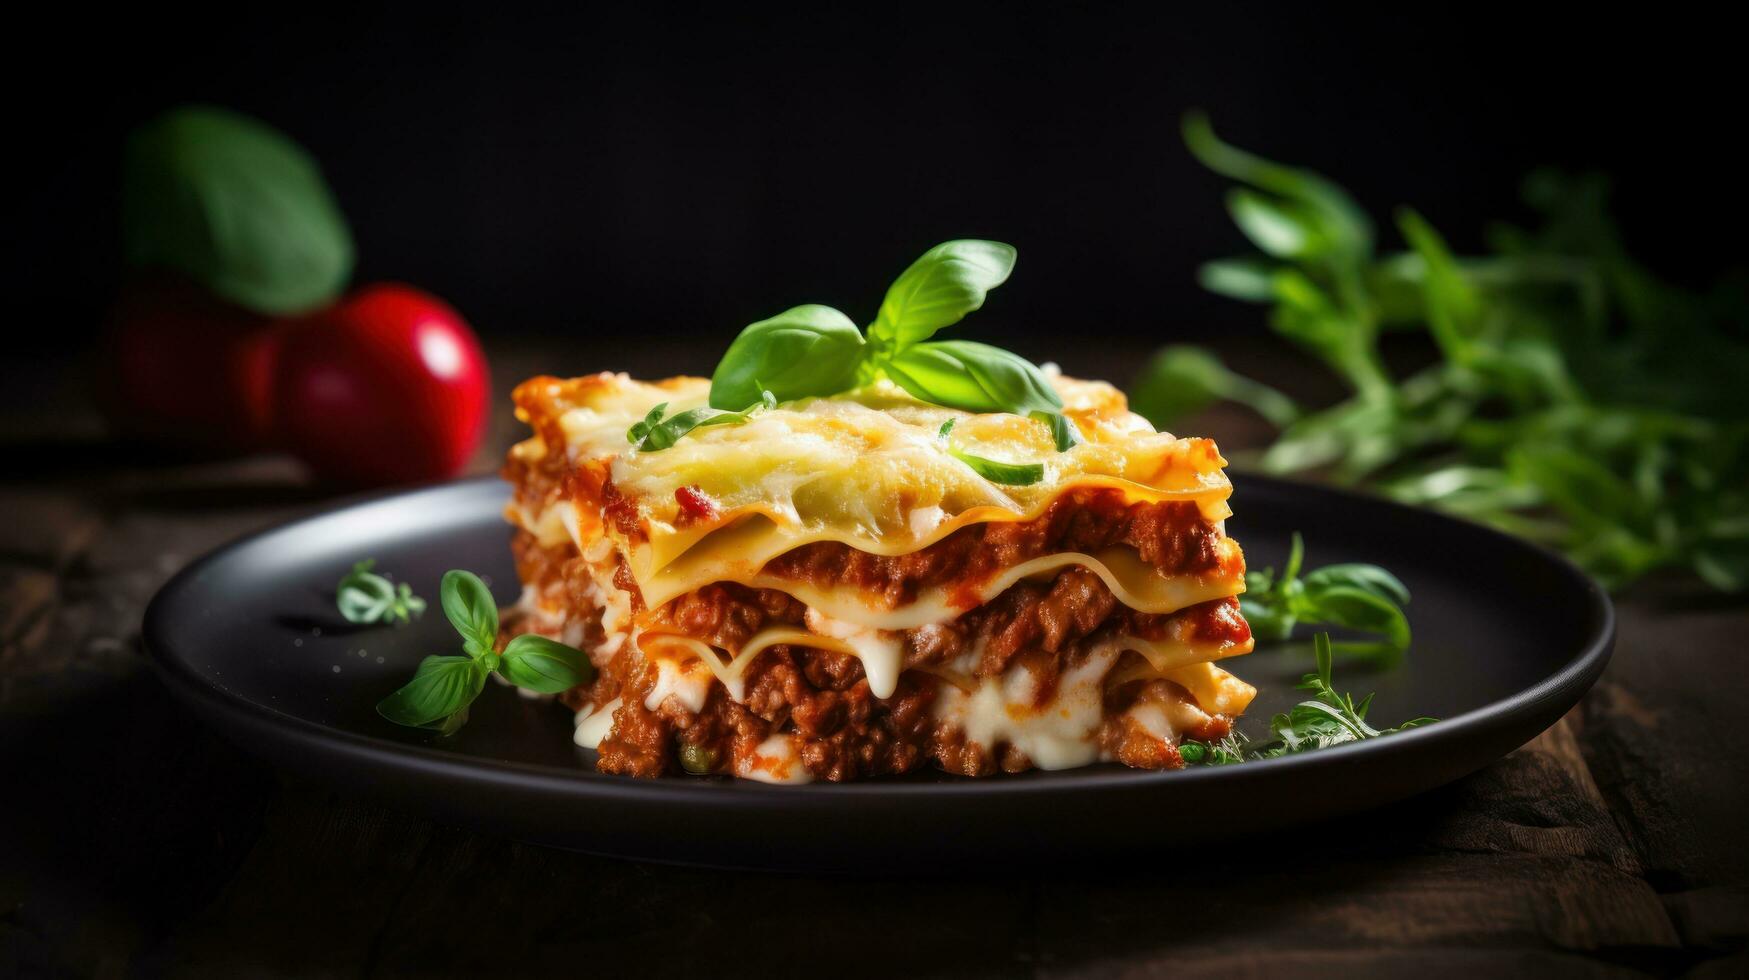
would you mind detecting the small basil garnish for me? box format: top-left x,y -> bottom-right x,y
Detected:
936,416 -> 1045,486
375,568 -> 596,734
628,393 -> 774,452
1030,410 -> 1084,452
336,559 -> 426,626
948,448 -> 1046,486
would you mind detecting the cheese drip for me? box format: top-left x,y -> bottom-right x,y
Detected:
635,623 -> 1252,711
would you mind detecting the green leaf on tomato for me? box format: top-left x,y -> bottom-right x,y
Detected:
123,106 -> 355,316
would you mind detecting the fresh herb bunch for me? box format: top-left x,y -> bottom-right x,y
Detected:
1179,633 -> 1435,764
1243,533 -> 1411,663
628,241 -> 1082,471
336,560 -> 426,626
376,570 -> 595,734
1133,113 -> 1749,592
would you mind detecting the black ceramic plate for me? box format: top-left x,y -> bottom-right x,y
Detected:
144,475 -> 1611,872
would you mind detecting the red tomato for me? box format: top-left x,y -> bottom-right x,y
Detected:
273,284 -> 490,487
97,275 -> 281,451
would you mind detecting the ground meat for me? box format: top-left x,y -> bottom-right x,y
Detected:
599,643 -> 940,781
509,493 -> 1247,782
637,560 -> 1248,681
600,478 -> 644,540
760,487 -> 1221,607
657,582 -> 806,651
970,566 -> 1120,675
595,664 -> 671,777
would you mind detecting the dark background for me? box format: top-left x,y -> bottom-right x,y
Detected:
23,6 -> 1746,364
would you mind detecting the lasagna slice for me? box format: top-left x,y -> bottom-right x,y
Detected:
502,370 -> 1254,783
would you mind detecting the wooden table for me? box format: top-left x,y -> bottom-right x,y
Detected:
3,341 -> 1745,978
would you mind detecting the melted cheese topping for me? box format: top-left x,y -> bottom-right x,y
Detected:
514,372 -> 1235,601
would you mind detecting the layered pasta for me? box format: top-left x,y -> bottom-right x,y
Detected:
501,370 -> 1254,782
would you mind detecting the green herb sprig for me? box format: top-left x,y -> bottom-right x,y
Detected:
635,240 -> 1082,465
626,391 -> 776,451
336,560 -> 427,626
1242,533 -> 1411,663
1133,113 -> 1749,592
375,570 -> 595,734
1180,633 -> 1436,764
936,418 -> 1047,485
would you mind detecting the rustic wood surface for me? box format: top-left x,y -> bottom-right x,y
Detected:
2,341 -> 1745,978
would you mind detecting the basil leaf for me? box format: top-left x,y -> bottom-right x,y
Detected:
1030,411 -> 1083,452
884,340 -> 1062,417
627,403 -> 667,444
375,655 -> 488,728
500,634 -> 597,693
948,447 -> 1045,486
1302,563 -> 1411,608
440,569 -> 499,654
868,240 -> 1017,353
1303,585 -> 1411,656
431,705 -> 472,737
710,305 -> 865,410
123,106 -> 354,315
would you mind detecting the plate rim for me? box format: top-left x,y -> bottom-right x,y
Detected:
142,473 -> 1615,803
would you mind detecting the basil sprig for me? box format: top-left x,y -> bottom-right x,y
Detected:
336,559 -> 426,626
1180,632 -> 1436,765
376,569 -> 595,734
696,240 -> 1084,456
1242,533 -> 1412,663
